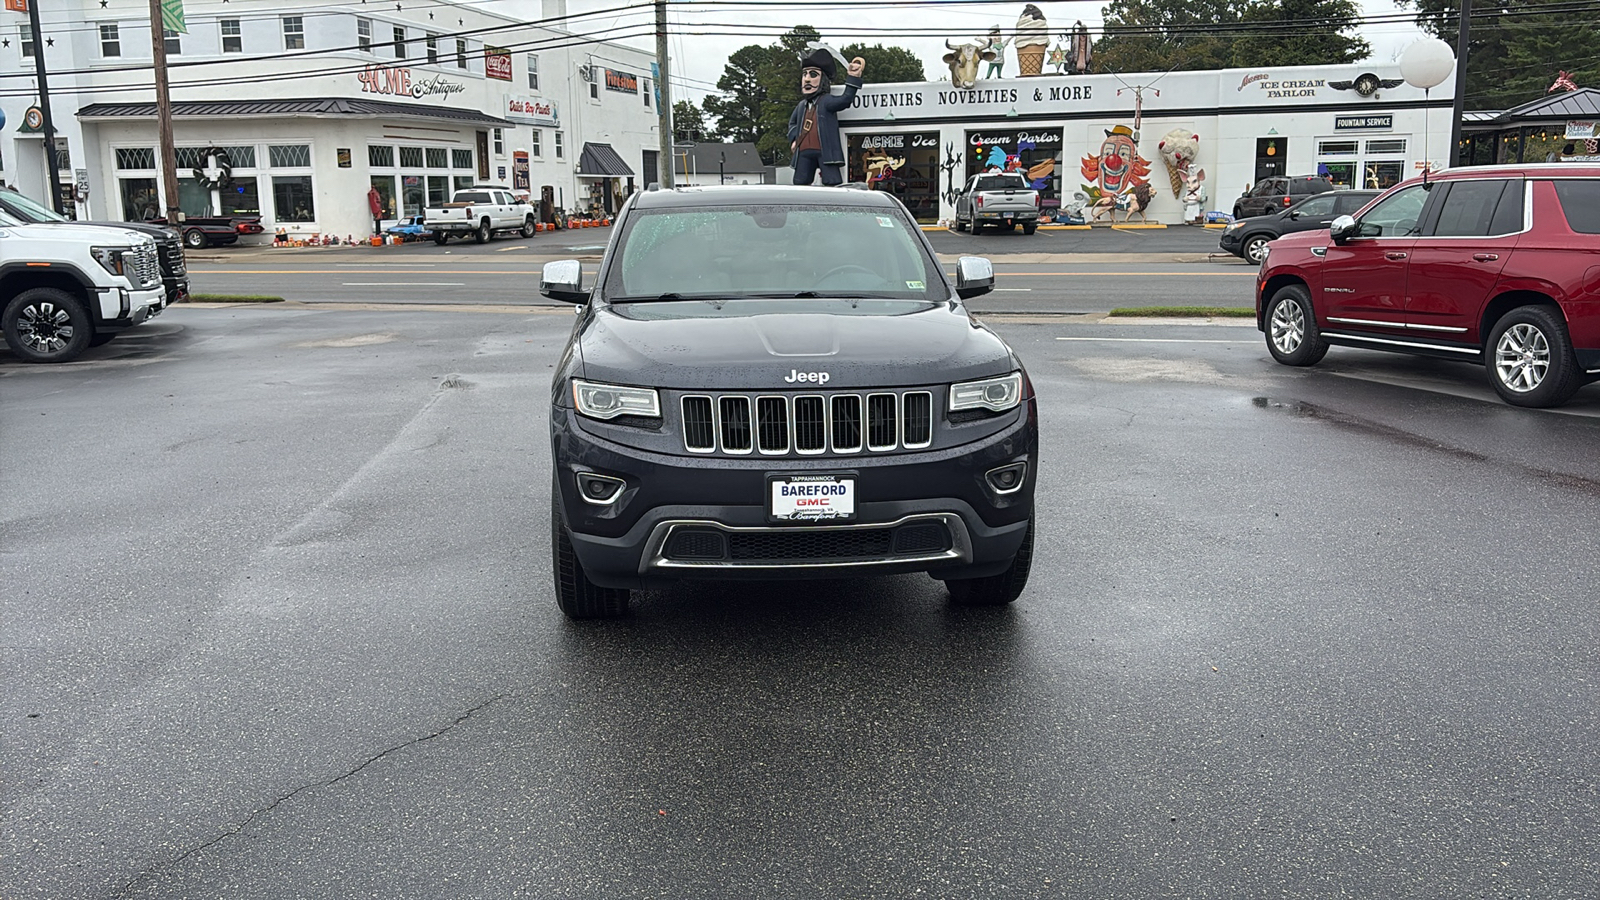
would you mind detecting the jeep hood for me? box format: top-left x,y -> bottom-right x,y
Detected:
576,301 -> 1016,389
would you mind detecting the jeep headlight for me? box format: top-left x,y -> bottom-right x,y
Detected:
949,372 -> 1022,413
91,246 -> 134,277
573,379 -> 660,420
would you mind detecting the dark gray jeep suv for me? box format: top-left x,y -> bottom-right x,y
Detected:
543,185 -> 1038,618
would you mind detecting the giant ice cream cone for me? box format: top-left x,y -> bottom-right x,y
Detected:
1165,165 -> 1184,198
1015,4 -> 1048,77
1018,46 -> 1044,76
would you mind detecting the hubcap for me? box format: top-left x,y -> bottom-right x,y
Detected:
1270,299 -> 1305,354
1246,238 -> 1268,263
1494,323 -> 1549,392
18,301 -> 72,353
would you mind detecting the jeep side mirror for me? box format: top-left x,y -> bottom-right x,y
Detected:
540,259 -> 590,303
1329,215 -> 1357,244
955,256 -> 994,300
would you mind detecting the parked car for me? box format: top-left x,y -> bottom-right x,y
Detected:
0,188 -> 190,307
172,215 -> 265,250
1233,174 -> 1336,219
425,186 -> 537,244
0,209 -> 166,362
542,185 -> 1037,618
954,173 -> 1041,234
1219,189 -> 1381,263
385,216 -> 433,241
1256,164 -> 1600,408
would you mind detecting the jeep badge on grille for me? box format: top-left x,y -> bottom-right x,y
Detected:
784,369 -> 830,384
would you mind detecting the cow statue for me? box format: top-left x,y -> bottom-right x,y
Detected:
943,39 -> 996,90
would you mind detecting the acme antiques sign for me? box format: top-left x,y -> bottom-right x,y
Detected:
358,65 -> 466,101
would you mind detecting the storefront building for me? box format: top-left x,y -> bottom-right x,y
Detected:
836,63 -> 1454,223
1458,88 -> 1600,167
2,0 -> 660,240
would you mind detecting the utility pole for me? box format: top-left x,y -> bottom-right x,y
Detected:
1447,0 -> 1472,168
25,0 -> 66,215
654,0 -> 673,188
147,0 -> 181,224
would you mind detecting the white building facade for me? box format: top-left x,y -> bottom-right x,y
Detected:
1,0 -> 661,239
835,62 -> 1456,223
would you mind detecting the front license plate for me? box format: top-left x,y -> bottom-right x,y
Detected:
769,475 -> 856,523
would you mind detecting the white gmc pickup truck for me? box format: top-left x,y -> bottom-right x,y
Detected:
0,210 -> 166,362
424,186 -> 538,245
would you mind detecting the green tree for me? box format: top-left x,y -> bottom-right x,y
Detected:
1228,0 -> 1368,67
839,42 -> 926,83
1401,0 -> 1600,110
673,100 -> 711,142
1093,0 -> 1367,73
702,44 -> 770,145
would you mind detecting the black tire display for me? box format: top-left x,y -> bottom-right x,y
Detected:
521,217 -> 537,238
2,287 -> 93,363
1264,284 -> 1329,367
1022,224 -> 1037,235
434,232 -> 449,246
182,229 -> 208,250
475,219 -> 491,244
552,504 -> 630,619
1485,305 -> 1581,408
955,218 -> 967,233
1243,234 -> 1271,264
946,517 -> 1034,606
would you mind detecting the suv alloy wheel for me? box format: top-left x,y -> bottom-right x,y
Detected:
1264,285 -> 1329,366
1486,306 -> 1581,408
1243,234 -> 1271,264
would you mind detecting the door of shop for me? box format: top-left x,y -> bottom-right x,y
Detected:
1255,137 -> 1287,183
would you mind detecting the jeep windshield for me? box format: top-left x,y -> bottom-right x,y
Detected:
603,204 -> 945,303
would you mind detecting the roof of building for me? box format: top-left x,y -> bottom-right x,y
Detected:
672,142 -> 765,174
76,97 -> 512,127
1464,87 -> 1600,130
578,142 -> 635,177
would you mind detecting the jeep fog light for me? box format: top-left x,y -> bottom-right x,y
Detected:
576,472 -> 626,504
573,379 -> 660,420
950,372 -> 1022,412
985,462 -> 1028,494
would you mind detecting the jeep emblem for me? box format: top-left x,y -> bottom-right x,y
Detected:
784,369 -> 830,385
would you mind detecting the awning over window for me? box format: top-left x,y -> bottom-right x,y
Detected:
577,142 -> 634,177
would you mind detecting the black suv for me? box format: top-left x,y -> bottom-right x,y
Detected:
0,188 -> 189,307
1219,189 -> 1380,263
1233,174 -> 1337,220
544,186 -> 1038,618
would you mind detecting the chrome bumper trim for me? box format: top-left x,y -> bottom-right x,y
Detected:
641,512 -> 972,573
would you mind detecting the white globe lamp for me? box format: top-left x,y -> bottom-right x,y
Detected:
1400,38 -> 1455,90
1400,38 -> 1456,174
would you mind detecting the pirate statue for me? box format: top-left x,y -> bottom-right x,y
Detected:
788,43 -> 866,186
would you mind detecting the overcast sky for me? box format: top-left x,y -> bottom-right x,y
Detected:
532,0 -> 1431,103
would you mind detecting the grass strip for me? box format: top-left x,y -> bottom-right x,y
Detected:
1109,306 -> 1254,318
188,294 -> 285,303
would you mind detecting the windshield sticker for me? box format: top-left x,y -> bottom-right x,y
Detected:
906,280 -> 925,289
877,216 -> 894,228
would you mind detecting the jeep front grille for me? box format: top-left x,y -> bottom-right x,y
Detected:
680,390 -> 934,455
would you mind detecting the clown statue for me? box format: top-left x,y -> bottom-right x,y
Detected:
789,44 -> 866,186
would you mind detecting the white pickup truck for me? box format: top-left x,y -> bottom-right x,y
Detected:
424,186 -> 538,245
1,210 -> 166,362
953,172 -> 1041,235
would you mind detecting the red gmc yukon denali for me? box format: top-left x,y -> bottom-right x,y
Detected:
1255,164 -> 1600,408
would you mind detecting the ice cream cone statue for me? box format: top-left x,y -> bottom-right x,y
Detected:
1014,5 -> 1048,76
1157,129 -> 1200,199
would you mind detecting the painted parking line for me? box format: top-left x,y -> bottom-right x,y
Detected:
1055,337 -> 1245,343
994,288 -> 1032,292
342,282 -> 466,286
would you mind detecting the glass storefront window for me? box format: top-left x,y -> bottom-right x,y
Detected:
453,175 -> 474,192
370,175 -> 397,219
1363,161 -> 1406,190
847,132 -> 941,223
427,175 -> 450,208
963,129 -> 1063,211
119,177 -> 158,221
1319,161 -> 1357,188
272,175 -> 315,221
402,175 -> 425,217
177,176 -> 212,217
221,178 -> 260,216
1316,140 -> 1358,156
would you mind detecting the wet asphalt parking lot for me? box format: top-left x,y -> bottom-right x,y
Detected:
3,299 -> 1599,898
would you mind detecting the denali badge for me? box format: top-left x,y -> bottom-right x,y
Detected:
784,369 -> 830,385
